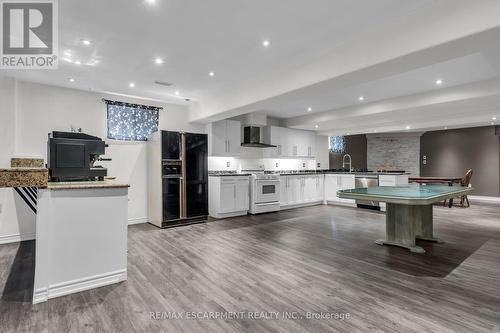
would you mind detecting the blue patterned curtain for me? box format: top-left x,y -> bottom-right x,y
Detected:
329,136 -> 346,153
105,100 -> 160,141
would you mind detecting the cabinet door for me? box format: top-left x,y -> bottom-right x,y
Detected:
234,180 -> 249,211
285,129 -> 298,156
303,176 -> 316,202
226,120 -> 241,155
280,176 -> 289,205
307,132 -> 316,157
340,175 -> 355,190
288,176 -> 300,204
325,175 -> 340,201
208,121 -> 227,156
220,182 -> 236,213
274,127 -> 289,157
296,131 -> 309,157
315,175 -> 324,201
340,175 -> 356,204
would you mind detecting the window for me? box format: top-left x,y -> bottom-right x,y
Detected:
105,100 -> 160,141
329,136 -> 346,153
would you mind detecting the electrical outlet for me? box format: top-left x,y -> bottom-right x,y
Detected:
226,161 -> 230,168
302,162 -> 306,168
276,163 -> 279,168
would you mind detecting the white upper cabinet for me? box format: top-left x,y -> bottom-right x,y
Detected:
207,120 -> 241,156
263,126 -> 316,158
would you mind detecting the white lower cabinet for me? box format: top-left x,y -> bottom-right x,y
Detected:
280,175 -> 324,208
209,176 -> 249,218
378,174 -> 409,211
324,174 -> 356,205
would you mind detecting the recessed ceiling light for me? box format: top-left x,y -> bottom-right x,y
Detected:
209,71 -> 216,77
62,57 -> 73,63
444,126 -> 448,130
435,79 -> 443,85
74,60 -> 81,65
154,57 -> 164,65
63,51 -> 72,57
491,122 -> 495,125
69,78 -> 75,82
175,91 -> 180,96
358,96 -> 364,101
82,39 -> 91,46
262,40 -> 271,47
346,132 -> 350,135
492,117 -> 497,120
315,125 -> 319,129
307,107 -> 312,112
145,0 -> 156,4
405,125 -> 411,130
129,82 -> 135,88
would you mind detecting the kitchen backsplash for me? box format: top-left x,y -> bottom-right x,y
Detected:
208,156 -> 318,171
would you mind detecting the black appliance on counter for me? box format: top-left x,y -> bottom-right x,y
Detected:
47,131 -> 111,181
148,130 -> 208,228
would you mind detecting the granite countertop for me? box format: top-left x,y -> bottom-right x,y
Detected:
47,180 -> 130,190
0,167 -> 47,172
209,173 -> 252,177
0,167 -> 48,188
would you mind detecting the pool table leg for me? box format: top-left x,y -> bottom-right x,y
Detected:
414,204 -> 443,243
376,203 -> 425,253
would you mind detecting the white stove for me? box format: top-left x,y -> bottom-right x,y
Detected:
248,173 -> 281,214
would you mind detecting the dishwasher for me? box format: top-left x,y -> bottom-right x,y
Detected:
355,175 -> 380,210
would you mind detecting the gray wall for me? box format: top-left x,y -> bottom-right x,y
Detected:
367,133 -> 421,176
421,126 -> 500,196
329,135 -> 367,169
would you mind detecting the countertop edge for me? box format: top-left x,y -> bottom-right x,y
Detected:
46,182 -> 130,190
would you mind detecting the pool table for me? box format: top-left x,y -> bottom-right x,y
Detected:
337,185 -> 473,253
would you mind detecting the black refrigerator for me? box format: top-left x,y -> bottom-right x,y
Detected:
149,130 -> 208,228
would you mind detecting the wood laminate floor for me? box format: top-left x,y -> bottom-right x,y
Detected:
1,203 -> 500,332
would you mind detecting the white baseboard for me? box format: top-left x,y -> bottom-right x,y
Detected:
128,216 -> 148,225
0,232 -> 35,245
33,269 -> 127,304
280,201 -> 324,210
210,210 -> 248,219
469,195 -> 500,204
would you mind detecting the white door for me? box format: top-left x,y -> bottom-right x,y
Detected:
234,180 -> 249,211
296,131 -> 309,157
208,121 -> 227,156
340,175 -> 356,204
280,176 -> 289,205
226,120 -> 241,155
307,132 -> 316,157
315,175 -> 324,201
275,127 -> 289,157
220,182 -> 236,212
325,175 -> 340,202
288,176 -> 300,204
303,176 -> 316,202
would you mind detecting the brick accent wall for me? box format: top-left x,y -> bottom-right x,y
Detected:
366,133 -> 421,176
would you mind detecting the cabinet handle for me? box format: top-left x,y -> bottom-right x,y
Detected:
233,185 -> 236,198
228,141 -> 230,152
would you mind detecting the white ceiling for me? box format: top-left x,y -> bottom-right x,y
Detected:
256,52 -> 500,118
3,0 -> 500,135
2,0 -> 434,104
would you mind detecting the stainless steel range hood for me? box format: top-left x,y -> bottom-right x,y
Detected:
241,126 -> 276,148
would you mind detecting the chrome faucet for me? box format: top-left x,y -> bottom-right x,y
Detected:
342,154 -> 352,172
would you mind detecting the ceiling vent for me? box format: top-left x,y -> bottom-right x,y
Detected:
154,80 -> 173,87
